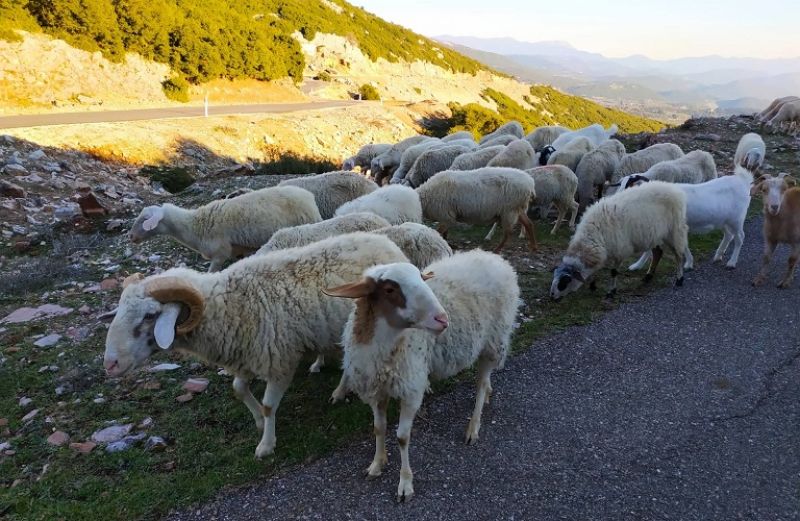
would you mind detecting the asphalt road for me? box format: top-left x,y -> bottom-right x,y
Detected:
0,100 -> 356,129
168,216 -> 800,521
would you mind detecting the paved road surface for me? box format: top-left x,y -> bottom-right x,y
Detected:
0,100 -> 356,129
169,216 -> 800,521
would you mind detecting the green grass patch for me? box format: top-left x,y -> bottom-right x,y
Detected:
358,83 -> 380,101
141,165 -> 196,193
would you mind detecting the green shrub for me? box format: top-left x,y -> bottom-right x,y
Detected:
358,84 -> 381,101
161,75 -> 190,102
315,71 -> 332,81
413,87 -> 422,95
258,145 -> 338,175
141,165 -> 195,193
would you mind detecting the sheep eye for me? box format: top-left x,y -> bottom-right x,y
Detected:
385,287 -> 394,294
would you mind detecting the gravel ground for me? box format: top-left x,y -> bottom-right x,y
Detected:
168,216 -> 800,521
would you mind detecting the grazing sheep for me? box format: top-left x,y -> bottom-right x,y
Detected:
551,123 -> 617,150
550,181 -> 688,300
733,133 -> 766,172
403,145 -> 472,188
537,145 -> 555,165
372,135 -> 436,185
625,165 -> 753,271
751,173 -> 800,288
129,186 -> 321,272
478,134 -> 517,149
479,121 -> 524,145
335,185 -> 422,225
525,125 -> 570,151
547,136 -> 594,172
758,96 -> 799,122
102,233 -> 408,458
449,145 -> 505,170
324,250 -> 519,501
574,139 -> 627,212
637,150 -> 718,184
372,223 -> 453,269
416,167 -> 537,252
279,171 -> 378,219
342,144 -> 392,171
612,143 -> 685,183
486,139 -> 537,171
441,130 -> 475,142
768,99 -> 800,129
257,213 -> 391,253
390,140 -> 441,185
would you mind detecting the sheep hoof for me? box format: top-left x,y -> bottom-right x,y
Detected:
674,277 -> 684,288
364,460 -> 386,479
642,274 -> 654,284
465,422 -> 480,445
254,441 -> 275,459
396,481 -> 414,503
725,263 -> 736,270
589,281 -> 597,292
752,277 -> 766,287
778,280 -> 793,289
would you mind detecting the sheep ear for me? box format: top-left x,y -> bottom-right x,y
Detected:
98,308 -> 118,322
142,207 -> 164,231
421,271 -> 434,281
154,304 -> 182,349
323,278 -> 376,298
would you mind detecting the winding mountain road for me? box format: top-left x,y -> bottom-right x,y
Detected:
169,216 -> 800,521
0,100 -> 357,129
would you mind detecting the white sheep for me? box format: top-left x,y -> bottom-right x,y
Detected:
637,150 -> 718,184
478,121 -> 524,145
547,136 -> 594,172
372,135 -> 436,185
279,171 -> 378,219
525,125 -> 570,151
478,134 -> 517,149
416,167 -> 537,252
551,123 -> 617,150
372,223 -> 453,269
390,140 -> 442,185
102,233 -> 408,458
612,143 -> 685,183
767,99 -> 800,129
486,139 -> 537,171
324,250 -> 519,501
449,145 -> 505,170
624,164 -> 753,271
342,144 -> 392,172
758,96 -> 799,122
257,212 -> 390,253
441,130 -> 475,142
129,186 -> 321,272
550,181 -> 688,300
403,144 -> 472,188
335,185 -> 422,225
733,132 -> 766,172
574,138 -> 627,212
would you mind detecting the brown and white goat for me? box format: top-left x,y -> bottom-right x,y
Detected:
751,174 -> 800,288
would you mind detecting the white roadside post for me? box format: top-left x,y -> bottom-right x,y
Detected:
204,94 -> 209,117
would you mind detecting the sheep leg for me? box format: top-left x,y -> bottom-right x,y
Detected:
330,372 -> 349,404
683,246 -> 695,271
365,397 -> 389,478
396,397 -> 422,503
308,354 -> 324,373
436,223 -> 449,240
629,251 -> 652,271
232,376 -> 264,432
208,259 -> 225,272
777,244 -> 800,288
254,374 -> 293,458
485,222 -> 499,241
493,228 -> 511,253
643,247 -> 663,283
518,212 -> 538,252
713,228 -> 735,263
550,205 -> 567,235
724,228 -> 746,269
466,357 -> 495,445
752,241 -> 777,287
567,200 -> 579,230
605,268 -> 619,299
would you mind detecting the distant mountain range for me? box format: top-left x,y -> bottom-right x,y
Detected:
437,35 -> 800,122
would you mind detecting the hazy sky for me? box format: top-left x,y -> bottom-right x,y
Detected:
354,0 -> 799,60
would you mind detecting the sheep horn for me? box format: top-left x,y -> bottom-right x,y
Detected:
145,277 -> 205,334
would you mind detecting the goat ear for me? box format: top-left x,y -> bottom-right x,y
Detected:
142,207 -> 164,231
750,182 -> 764,196
421,271 -> 434,281
323,278 -> 375,298
154,303 -> 182,349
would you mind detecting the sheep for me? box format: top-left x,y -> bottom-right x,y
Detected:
637,150 -> 718,184
129,186 -> 321,272
389,140 -> 442,185
758,96 -> 799,122
478,120 -> 524,145
624,164 -> 753,271
767,99 -> 800,129
324,250 -> 519,501
525,125 -> 570,151
441,130 -> 475,143
550,181 -> 688,300
403,145 -> 472,188
342,143 -> 392,172
551,123 -> 617,150
449,145 -> 505,170
372,223 -> 453,269
257,212 -> 391,253
733,133 -> 766,172
547,136 -> 594,172
279,171 -> 378,219
537,145 -> 555,165
478,134 -> 517,149
416,167 -> 537,252
372,135 -> 436,185
485,139 -> 537,171
612,143 -> 685,183
334,185 -> 422,225
574,138 -> 627,212
102,233 -> 408,458
751,173 -> 800,288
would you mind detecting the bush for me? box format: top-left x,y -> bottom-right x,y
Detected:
258,145 -> 338,175
358,84 -> 381,101
141,165 -> 195,193
315,71 -> 332,81
161,75 -> 190,102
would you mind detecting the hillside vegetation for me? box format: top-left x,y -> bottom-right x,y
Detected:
0,0 -> 486,84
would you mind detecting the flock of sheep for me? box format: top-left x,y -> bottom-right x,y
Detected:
99,107 -> 799,502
